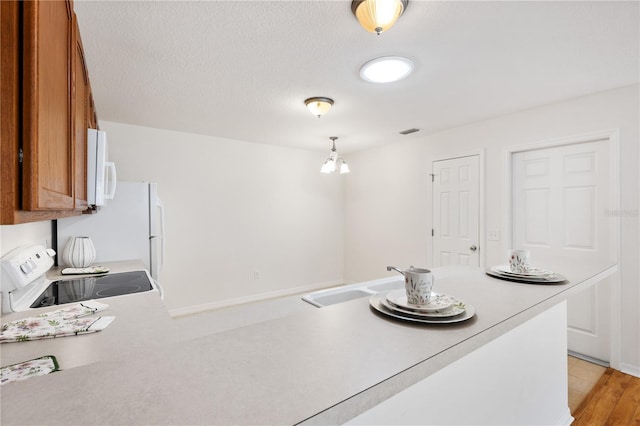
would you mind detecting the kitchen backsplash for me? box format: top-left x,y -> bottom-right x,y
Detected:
0,221 -> 52,257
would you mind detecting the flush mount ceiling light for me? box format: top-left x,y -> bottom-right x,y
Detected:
351,0 -> 409,35
305,97 -> 334,118
321,137 -> 350,174
360,56 -> 414,83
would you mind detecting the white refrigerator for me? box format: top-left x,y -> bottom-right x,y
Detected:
56,182 -> 164,280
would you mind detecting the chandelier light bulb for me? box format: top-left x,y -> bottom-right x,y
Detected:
339,160 -> 350,174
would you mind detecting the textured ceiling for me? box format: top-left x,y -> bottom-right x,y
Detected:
74,1 -> 639,153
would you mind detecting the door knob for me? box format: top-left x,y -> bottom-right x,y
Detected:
469,245 -> 478,252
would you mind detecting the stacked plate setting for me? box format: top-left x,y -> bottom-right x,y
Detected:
369,289 -> 475,324
486,265 -> 566,283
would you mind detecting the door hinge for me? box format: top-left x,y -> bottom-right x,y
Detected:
430,173 -> 435,182
18,148 -> 23,164
431,229 -> 434,237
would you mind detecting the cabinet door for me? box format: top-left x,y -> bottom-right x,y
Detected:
73,14 -> 88,210
88,89 -> 98,130
22,0 -> 76,211
0,0 -> 23,223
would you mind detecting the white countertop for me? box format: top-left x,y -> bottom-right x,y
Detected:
0,260 -> 617,425
0,260 -> 180,370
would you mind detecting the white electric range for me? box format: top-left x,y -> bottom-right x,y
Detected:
0,245 -> 160,314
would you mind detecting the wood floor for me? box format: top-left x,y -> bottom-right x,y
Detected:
569,357 -> 640,425
569,356 -> 608,412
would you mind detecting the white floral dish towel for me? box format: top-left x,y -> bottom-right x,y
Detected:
61,266 -> 109,275
1,355 -> 59,385
1,301 -> 114,343
40,300 -> 109,320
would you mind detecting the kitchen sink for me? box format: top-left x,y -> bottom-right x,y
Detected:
365,281 -> 404,293
302,289 -> 373,308
302,276 -> 403,308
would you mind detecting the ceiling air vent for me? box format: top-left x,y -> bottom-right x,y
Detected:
399,128 -> 420,135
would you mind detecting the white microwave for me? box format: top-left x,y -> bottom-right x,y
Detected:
87,129 -> 117,206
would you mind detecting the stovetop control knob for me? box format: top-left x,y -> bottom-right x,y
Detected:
20,262 -> 33,274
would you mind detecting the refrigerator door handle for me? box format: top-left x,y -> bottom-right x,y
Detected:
156,197 -> 166,272
152,278 -> 164,300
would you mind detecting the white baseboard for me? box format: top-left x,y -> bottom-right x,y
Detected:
555,409 -> 574,426
168,279 -> 343,317
620,362 -> 640,378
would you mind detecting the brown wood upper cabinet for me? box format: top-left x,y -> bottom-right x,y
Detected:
73,16 -> 90,212
0,0 -> 96,224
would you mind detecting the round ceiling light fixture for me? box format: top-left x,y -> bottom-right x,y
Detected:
304,97 -> 334,118
351,0 -> 409,35
359,56 -> 414,83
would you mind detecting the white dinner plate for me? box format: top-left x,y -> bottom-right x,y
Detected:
380,295 -> 465,318
486,268 -> 567,284
369,293 -> 476,324
492,265 -> 554,277
385,290 -> 454,313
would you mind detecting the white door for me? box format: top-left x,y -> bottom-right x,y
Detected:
512,139 -> 615,362
432,155 -> 480,267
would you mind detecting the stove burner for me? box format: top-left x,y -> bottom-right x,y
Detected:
96,285 -> 144,297
30,271 -> 154,308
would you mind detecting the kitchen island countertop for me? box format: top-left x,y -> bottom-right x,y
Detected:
0,260 -> 616,425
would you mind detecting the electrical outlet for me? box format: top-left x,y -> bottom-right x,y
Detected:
253,271 -> 260,280
487,229 -> 500,241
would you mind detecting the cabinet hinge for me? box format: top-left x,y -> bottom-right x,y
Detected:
18,148 -> 24,164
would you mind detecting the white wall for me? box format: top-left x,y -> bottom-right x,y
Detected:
0,221 -> 52,257
99,122 -> 344,315
344,84 -> 639,375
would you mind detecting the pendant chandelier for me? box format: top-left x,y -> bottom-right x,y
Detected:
351,0 -> 409,35
321,137 -> 350,174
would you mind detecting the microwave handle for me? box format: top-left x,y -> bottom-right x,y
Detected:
104,162 -> 117,200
